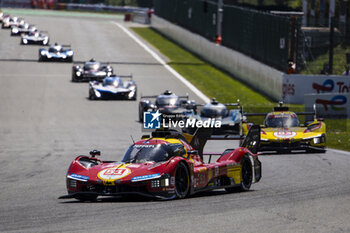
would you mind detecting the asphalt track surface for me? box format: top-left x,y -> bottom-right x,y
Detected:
1,10 -> 350,233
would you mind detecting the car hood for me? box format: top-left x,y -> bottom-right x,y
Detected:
261,127 -> 323,141
68,162 -> 168,184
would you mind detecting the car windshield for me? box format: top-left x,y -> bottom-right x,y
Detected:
265,114 -> 299,128
122,144 -> 170,163
49,47 -> 61,53
201,105 -> 227,117
103,78 -> 121,86
156,96 -> 179,106
84,62 -> 100,70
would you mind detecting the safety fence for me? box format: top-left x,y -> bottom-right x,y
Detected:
153,0 -> 301,72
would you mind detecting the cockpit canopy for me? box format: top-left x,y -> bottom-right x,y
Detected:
84,62 -> 101,71
265,112 -> 299,128
122,143 -> 186,163
156,95 -> 180,107
49,45 -> 62,53
103,77 -> 121,87
201,102 -> 228,118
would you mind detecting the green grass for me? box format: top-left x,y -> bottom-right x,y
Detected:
132,27 -> 274,110
132,27 -> 350,151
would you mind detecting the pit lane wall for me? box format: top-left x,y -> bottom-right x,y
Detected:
151,15 -> 284,102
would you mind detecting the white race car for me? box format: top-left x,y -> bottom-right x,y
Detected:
38,43 -> 73,62
89,76 -> 137,100
21,31 -> 49,45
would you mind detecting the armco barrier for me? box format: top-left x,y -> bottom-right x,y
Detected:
283,74 -> 350,104
151,15 -> 284,102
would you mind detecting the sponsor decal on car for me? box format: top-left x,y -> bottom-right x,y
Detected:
68,173 -> 89,182
131,173 -> 161,182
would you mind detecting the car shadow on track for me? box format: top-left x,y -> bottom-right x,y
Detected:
0,58 -> 38,63
58,189 -> 256,204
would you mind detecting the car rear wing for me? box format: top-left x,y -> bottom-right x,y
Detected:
140,93 -> 189,99
108,74 -> 133,80
189,124 -> 260,157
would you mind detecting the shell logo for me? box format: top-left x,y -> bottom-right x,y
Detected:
98,167 -> 131,181
273,131 -> 296,139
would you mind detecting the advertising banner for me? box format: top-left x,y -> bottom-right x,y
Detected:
304,93 -> 349,118
283,74 -> 350,104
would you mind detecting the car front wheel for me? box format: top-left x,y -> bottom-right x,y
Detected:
174,162 -> 190,199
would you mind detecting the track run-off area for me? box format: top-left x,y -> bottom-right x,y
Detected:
1,10 -> 350,233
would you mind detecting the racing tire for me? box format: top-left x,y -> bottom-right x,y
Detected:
174,162 -> 190,199
131,90 -> 137,101
89,89 -> 96,100
75,194 -> 97,202
138,105 -> 144,122
225,154 -> 253,193
71,73 -> 77,82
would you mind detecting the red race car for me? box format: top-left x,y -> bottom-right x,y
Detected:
59,126 -> 261,201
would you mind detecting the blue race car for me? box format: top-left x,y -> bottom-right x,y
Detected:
89,75 -> 137,100
38,43 -> 73,62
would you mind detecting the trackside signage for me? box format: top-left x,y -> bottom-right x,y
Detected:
305,93 -> 349,119
282,74 -> 350,104
143,110 -> 221,130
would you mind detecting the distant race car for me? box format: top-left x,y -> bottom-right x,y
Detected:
0,12 -> 6,23
11,24 -> 36,36
38,43 -> 73,62
72,59 -> 113,82
89,75 -> 136,100
184,98 -> 242,135
138,90 -> 197,122
21,31 -> 49,45
242,103 -> 326,153
59,126 -> 262,201
2,16 -> 24,29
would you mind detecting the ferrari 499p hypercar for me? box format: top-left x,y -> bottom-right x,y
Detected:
59,126 -> 261,201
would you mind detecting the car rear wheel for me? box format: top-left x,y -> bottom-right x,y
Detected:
138,105 -> 144,122
226,154 -> 252,193
174,162 -> 190,199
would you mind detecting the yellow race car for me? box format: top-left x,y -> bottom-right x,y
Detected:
242,104 -> 326,153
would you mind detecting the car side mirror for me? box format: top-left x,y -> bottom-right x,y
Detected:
188,150 -> 198,155
90,150 -> 101,157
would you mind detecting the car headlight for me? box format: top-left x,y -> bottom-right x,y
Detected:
12,28 -> 18,33
22,38 -> 28,44
94,90 -> 101,98
150,174 -> 170,188
128,91 -> 135,98
66,51 -> 73,56
313,136 -> 325,144
40,50 -> 46,56
76,71 -> 81,76
107,72 -> 112,76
